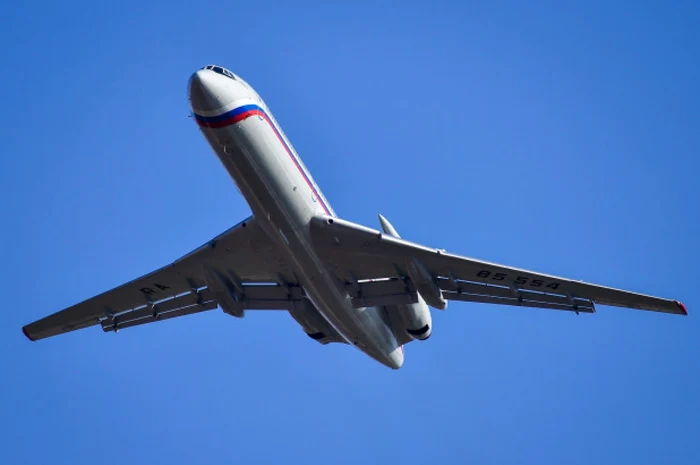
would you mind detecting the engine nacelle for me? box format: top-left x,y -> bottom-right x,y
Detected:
288,300 -> 346,345
376,214 -> 434,340
395,294 -> 433,341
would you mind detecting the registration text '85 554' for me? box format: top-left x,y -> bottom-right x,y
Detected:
476,270 -> 561,290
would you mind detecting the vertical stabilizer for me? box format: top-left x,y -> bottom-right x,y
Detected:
378,214 -> 401,238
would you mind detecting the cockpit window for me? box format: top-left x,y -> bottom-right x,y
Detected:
201,64 -> 236,81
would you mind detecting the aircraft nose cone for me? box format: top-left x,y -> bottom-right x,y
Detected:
188,70 -> 219,113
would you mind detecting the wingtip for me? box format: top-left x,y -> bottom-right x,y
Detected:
22,326 -> 35,342
674,300 -> 688,316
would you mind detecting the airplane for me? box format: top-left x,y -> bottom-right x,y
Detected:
22,64 -> 688,369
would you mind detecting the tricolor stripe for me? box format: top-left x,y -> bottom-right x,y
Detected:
194,104 -> 264,129
194,104 -> 333,216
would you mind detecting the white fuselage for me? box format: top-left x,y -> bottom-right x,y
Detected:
188,67 -> 406,368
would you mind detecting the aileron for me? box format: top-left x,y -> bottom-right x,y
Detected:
102,300 -> 219,333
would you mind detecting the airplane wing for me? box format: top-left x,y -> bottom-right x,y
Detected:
22,216 -> 303,341
309,216 -> 688,316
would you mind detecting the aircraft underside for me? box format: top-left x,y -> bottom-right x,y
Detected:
20,65 -> 687,370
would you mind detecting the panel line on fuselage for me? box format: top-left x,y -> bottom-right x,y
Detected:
194,104 -> 334,217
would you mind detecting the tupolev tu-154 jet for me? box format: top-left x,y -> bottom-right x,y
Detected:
22,65 -> 688,369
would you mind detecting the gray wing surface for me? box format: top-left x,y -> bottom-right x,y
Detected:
23,216 -> 300,341
309,216 -> 688,316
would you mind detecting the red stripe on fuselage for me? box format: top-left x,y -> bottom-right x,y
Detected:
197,107 -> 331,216
258,113 -> 331,216
197,109 -> 265,129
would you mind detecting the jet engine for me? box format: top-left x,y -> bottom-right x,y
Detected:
288,300 -> 346,345
393,296 -> 433,341
377,214 -> 433,341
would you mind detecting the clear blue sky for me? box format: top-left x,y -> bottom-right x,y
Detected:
1,1 -> 698,463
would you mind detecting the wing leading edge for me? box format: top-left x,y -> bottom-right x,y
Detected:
22,216 -> 299,341
309,216 -> 688,316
